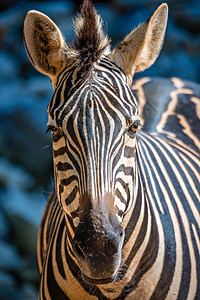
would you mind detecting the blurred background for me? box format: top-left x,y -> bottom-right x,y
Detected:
0,0 -> 199,299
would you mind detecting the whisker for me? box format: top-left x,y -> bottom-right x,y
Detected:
42,144 -> 50,150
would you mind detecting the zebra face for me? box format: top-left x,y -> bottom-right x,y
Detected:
48,57 -> 139,217
47,57 -> 140,282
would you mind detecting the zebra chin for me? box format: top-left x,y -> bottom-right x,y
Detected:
81,272 -> 118,285
74,251 -> 121,285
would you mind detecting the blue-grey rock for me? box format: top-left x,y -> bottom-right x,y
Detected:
0,240 -> 23,271
21,283 -> 38,300
0,271 -> 15,288
0,78 -> 52,182
0,289 -> 21,300
20,258 -> 38,283
0,209 -> 9,239
0,159 -> 45,254
0,159 -> 34,190
1,188 -> 45,254
0,52 -> 19,80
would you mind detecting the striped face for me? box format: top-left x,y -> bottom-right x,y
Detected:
47,56 -> 140,226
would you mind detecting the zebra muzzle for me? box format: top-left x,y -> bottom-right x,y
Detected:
72,211 -> 124,283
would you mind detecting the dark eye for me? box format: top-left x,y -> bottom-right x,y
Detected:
129,123 -> 139,133
46,125 -> 62,138
128,120 -> 141,136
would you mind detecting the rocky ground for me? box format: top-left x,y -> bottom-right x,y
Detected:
0,0 -> 199,299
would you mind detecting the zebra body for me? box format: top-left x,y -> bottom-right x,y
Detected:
23,1 -> 200,299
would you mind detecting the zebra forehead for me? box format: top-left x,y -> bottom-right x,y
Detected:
47,58 -> 138,126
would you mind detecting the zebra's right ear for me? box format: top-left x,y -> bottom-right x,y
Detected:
23,10 -> 67,78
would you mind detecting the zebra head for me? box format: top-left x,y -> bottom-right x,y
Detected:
24,0 -> 168,284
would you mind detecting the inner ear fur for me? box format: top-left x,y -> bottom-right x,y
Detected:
24,10 -> 67,76
110,3 -> 168,84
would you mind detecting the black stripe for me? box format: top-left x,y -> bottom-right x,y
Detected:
54,146 -> 66,157
124,145 -> 136,158
60,176 -> 78,187
115,188 -> 127,206
56,162 -> 73,171
45,219 -> 70,300
65,186 -> 78,206
123,179 -> 142,245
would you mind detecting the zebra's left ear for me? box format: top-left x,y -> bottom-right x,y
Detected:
110,3 -> 168,85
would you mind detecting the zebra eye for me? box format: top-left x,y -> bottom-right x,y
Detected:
128,120 -> 141,137
129,123 -> 138,132
128,122 -> 139,135
47,125 -> 62,138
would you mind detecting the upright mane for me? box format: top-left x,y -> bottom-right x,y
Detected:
68,0 -> 110,72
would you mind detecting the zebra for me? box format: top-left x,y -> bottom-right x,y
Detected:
23,0 -> 200,299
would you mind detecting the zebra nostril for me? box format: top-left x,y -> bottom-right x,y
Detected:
119,227 -> 124,240
74,241 -> 86,260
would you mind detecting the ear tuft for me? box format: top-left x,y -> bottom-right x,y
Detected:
24,10 -> 67,76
